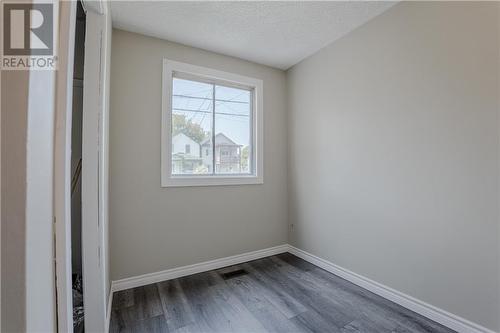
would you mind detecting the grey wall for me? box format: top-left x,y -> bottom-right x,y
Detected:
109,29 -> 288,280
287,2 -> 499,331
1,70 -> 29,333
498,3 -> 500,327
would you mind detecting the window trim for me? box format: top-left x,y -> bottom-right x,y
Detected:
161,59 -> 264,187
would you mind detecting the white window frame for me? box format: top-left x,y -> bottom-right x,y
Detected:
161,59 -> 264,187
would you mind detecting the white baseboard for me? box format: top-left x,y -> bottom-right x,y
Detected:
288,245 -> 497,333
111,244 -> 289,292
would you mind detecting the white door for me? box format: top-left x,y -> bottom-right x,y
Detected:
81,2 -> 111,331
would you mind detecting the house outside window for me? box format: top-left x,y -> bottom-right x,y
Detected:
161,59 -> 263,187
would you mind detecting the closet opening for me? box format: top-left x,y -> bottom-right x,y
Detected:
70,2 -> 86,332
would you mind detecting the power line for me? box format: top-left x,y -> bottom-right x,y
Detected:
173,108 -> 249,117
173,94 -> 249,105
187,91 -> 210,123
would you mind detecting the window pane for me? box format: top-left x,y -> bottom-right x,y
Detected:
214,85 -> 251,174
171,78 -> 213,175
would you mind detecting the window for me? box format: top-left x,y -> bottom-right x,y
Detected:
162,59 -> 263,187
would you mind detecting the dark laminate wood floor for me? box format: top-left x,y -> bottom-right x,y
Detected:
110,253 -> 455,333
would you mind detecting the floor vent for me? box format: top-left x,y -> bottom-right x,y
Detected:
220,269 -> 248,280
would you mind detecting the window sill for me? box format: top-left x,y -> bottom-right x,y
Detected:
161,175 -> 263,187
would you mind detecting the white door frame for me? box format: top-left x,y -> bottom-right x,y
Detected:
54,0 -> 111,332
53,1 -> 77,331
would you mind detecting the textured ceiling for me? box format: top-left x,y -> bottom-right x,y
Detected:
111,1 -> 396,70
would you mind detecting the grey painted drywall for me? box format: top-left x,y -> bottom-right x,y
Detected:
109,29 -> 288,280
498,3 -> 500,326
1,70 -> 28,333
287,2 -> 499,331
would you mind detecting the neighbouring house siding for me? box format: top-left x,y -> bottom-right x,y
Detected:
171,133 -> 203,173
202,145 -> 212,170
201,133 -> 243,173
215,145 -> 241,173
172,133 -> 200,156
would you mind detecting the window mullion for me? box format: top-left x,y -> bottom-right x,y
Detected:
212,84 -> 216,175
